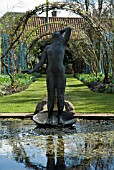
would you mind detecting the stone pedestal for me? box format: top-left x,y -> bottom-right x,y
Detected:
33,111 -> 76,128
32,99 -> 76,128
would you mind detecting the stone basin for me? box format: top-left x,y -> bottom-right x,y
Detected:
32,111 -> 76,128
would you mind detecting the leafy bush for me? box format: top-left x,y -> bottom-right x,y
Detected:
76,73 -> 104,85
0,73 -> 40,96
0,75 -> 11,85
14,73 -> 36,86
76,73 -> 114,94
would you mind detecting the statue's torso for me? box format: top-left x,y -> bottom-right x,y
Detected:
46,43 -> 65,74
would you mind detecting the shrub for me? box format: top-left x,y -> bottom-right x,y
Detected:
76,73 -> 104,84
0,75 -> 11,85
76,73 -> 114,94
0,73 -> 38,96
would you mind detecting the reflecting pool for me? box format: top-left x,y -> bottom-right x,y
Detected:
0,119 -> 114,170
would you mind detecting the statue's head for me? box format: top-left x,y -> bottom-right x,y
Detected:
52,31 -> 63,43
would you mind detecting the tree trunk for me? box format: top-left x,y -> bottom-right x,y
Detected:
112,35 -> 114,80
85,0 -> 89,12
103,50 -> 110,84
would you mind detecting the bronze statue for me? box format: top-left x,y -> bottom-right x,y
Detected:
25,27 -> 71,124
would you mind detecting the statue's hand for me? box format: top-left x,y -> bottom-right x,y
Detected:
22,69 -> 32,74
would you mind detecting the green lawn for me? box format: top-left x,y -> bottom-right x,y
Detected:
0,75 -> 47,112
66,75 -> 114,113
0,74 -> 114,113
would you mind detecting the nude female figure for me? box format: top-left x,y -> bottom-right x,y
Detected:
26,27 -> 71,124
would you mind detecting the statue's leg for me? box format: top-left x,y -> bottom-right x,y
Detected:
57,74 -> 66,124
47,93 -> 55,124
57,94 -> 64,124
46,73 -> 55,124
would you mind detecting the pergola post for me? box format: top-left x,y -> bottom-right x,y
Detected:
0,31 -> 1,74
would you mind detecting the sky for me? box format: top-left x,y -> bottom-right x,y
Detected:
0,0 -> 76,18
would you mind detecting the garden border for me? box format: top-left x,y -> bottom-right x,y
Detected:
0,113 -> 114,120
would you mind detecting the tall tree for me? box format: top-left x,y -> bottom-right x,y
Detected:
85,0 -> 89,12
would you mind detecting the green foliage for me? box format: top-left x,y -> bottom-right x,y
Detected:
76,73 -> 114,94
14,73 -> 36,86
76,73 -> 104,84
31,72 -> 42,78
0,75 -> 11,86
0,1 -> 114,85
0,12 -> 24,34
0,73 -> 38,96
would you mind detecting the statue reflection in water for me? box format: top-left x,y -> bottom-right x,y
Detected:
46,135 -> 65,170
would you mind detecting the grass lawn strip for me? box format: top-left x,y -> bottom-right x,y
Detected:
0,76 -> 47,113
0,74 -> 114,113
66,75 -> 114,113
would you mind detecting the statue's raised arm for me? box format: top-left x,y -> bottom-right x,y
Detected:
59,27 -> 72,46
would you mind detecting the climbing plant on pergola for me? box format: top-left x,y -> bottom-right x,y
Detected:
1,1 -> 113,85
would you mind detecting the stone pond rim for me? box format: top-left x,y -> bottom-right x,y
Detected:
0,112 -> 114,120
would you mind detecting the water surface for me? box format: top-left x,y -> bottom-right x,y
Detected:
0,119 -> 114,170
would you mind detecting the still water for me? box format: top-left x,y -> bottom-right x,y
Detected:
0,119 -> 114,170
